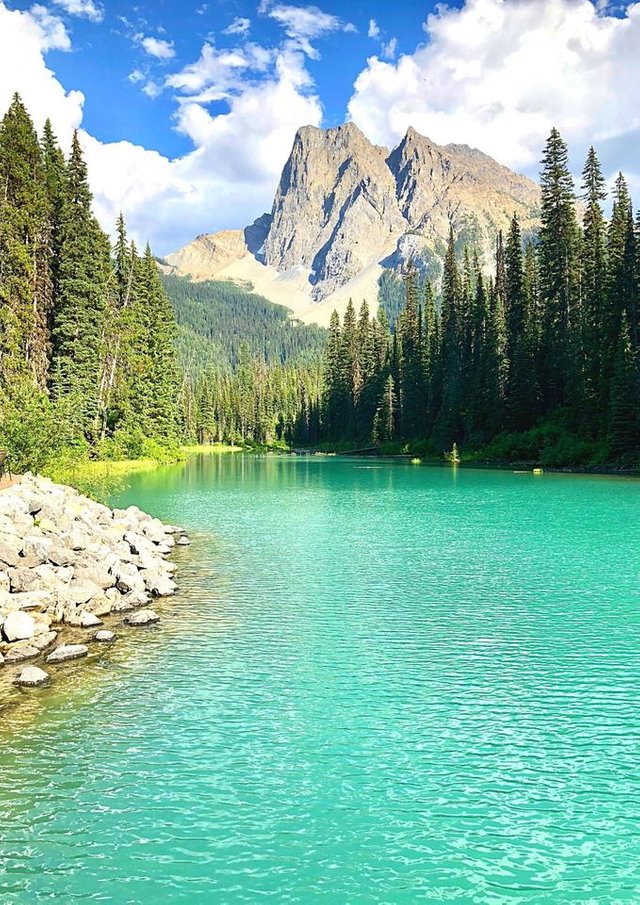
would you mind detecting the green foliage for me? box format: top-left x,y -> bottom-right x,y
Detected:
162,274 -> 326,373
0,95 -> 183,474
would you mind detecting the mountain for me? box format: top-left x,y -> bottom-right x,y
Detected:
164,123 -> 540,326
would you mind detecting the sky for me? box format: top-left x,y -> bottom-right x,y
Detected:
1,0 -> 639,255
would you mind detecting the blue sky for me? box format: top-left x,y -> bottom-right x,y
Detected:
1,0 -> 639,254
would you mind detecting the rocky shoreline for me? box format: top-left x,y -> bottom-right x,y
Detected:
0,473 -> 189,693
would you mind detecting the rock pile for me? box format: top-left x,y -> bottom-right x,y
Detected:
0,473 -> 188,690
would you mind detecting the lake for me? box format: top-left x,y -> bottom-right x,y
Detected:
2,455 -> 640,902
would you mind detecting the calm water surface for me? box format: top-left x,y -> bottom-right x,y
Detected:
1,456 -> 640,903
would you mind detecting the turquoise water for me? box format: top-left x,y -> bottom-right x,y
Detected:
2,456 -> 640,903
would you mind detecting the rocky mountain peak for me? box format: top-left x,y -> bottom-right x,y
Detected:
165,122 -> 541,320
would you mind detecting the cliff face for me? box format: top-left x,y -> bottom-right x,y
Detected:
165,123 -> 540,316
262,123 -> 406,299
262,122 -> 539,299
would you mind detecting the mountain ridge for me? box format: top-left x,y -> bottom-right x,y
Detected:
164,123 -> 541,326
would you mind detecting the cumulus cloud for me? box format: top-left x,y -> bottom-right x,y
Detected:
348,0 -> 640,175
140,36 -> 175,60
381,37 -> 397,60
224,16 -> 251,36
51,0 -> 103,22
0,2 -> 82,141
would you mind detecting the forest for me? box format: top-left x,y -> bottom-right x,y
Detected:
1,93 -> 638,469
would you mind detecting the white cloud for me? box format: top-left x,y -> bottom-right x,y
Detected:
28,4 -> 71,51
260,2 -> 355,58
140,36 -> 176,60
368,18 -> 380,39
348,0 -> 640,175
381,37 -> 397,60
51,0 -> 103,23
224,16 -> 251,36
0,2 -> 82,141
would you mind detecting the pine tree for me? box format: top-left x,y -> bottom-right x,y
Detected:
398,261 -> 423,438
580,148 -> 608,421
140,244 -> 181,439
0,94 -> 52,391
49,131 -> 112,439
372,374 -> 396,444
434,229 -> 464,447
322,310 -> 342,440
538,128 -> 581,408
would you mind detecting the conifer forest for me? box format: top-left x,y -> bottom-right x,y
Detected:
1,96 -> 639,469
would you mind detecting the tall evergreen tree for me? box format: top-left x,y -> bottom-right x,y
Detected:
580,147 -> 608,420
0,94 -> 51,391
610,314 -> 639,459
49,131 -> 113,439
434,229 -> 464,446
538,128 -> 581,408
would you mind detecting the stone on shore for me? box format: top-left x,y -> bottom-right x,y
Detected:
16,666 -> 50,687
124,609 -> 159,626
3,610 -> 36,642
95,630 -> 116,642
46,644 -> 88,664
0,473 -> 181,690
5,631 -> 58,662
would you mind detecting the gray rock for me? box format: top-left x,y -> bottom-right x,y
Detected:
0,590 -> 54,612
3,610 -> 36,642
139,570 -> 176,598
0,570 -> 9,593
114,565 -> 145,595
5,631 -> 57,662
8,566 -> 39,593
66,579 -> 103,605
84,594 -> 113,617
94,630 -> 116,642
48,544 -> 75,567
177,536 -> 191,546
73,561 -> 116,591
16,666 -> 50,687
79,610 -> 102,628
0,651 -> 4,666
20,535 -> 53,567
123,609 -> 159,626
0,533 -> 22,568
46,643 -> 88,663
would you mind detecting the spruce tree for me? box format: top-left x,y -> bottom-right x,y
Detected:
49,131 -> 112,439
580,147 -> 608,420
538,128 -> 581,408
0,94 -> 52,392
434,229 -> 464,447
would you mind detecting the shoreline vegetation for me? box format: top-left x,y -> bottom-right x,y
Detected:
0,473 -> 189,708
